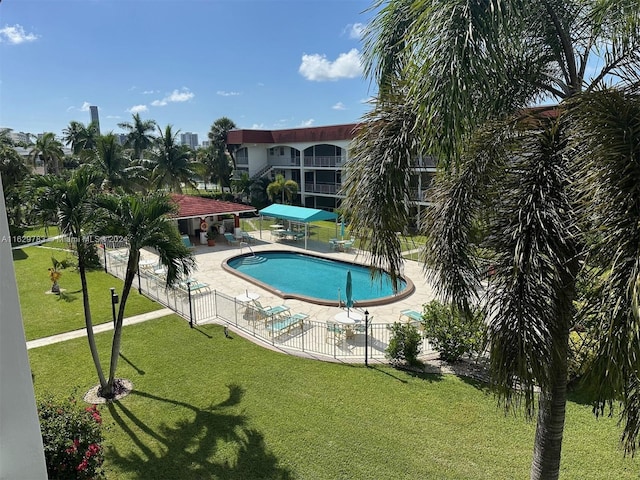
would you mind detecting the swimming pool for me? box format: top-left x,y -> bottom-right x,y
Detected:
223,251 -> 414,306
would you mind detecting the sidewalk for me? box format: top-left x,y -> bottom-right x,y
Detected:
26,308 -> 173,350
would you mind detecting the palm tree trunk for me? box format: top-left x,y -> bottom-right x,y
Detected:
79,262 -> 108,389
530,327 -> 569,480
105,250 -> 139,397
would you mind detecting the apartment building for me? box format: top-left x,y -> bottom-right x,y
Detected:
226,123 -> 436,221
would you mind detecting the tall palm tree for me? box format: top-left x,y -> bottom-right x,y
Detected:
208,117 -> 238,169
29,132 -> 64,175
62,120 -> 99,157
151,125 -> 198,192
344,1 -> 640,478
266,174 -> 299,204
30,168 -> 107,390
89,134 -> 145,192
94,192 -> 195,398
118,113 -> 157,160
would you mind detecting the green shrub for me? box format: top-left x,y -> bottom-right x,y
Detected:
568,330 -> 597,386
37,396 -> 105,479
386,322 -> 423,366
422,300 -> 486,363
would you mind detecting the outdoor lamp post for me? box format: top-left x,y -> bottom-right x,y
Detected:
110,287 -> 119,327
364,309 -> 369,367
187,281 -> 193,329
102,243 -> 107,273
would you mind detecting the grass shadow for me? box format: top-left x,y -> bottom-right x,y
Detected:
106,384 -> 292,480
191,326 -> 213,339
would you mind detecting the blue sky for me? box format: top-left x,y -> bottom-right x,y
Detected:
0,0 -> 376,142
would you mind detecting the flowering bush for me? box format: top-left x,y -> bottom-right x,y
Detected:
37,396 -> 105,479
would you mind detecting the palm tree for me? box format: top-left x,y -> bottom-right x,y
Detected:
344,1 -> 640,478
1,143 -> 31,233
118,113 -> 157,160
94,192 -> 195,398
29,132 -> 64,175
30,168 -> 108,390
62,120 -> 99,157
208,117 -> 238,169
89,134 -> 145,192
150,125 -> 198,192
266,174 -> 299,204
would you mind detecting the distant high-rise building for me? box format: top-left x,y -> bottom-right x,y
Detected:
89,106 -> 100,134
180,132 -> 198,149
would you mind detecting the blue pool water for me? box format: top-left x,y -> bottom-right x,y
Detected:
225,251 -> 409,305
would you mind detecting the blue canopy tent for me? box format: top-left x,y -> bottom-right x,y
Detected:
259,204 -> 338,250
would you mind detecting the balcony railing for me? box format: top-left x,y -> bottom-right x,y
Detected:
304,182 -> 341,194
303,156 -> 346,168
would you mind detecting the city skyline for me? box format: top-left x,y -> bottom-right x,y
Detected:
0,1 -> 376,141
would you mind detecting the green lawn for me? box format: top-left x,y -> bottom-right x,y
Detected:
28,316 -> 639,480
14,246 -> 162,341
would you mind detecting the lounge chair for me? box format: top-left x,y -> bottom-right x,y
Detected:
399,309 -> 423,328
224,233 -> 240,246
267,313 -> 308,337
342,240 -> 354,252
181,235 -> 196,251
177,280 -> 210,295
241,232 -> 255,244
250,300 -> 290,323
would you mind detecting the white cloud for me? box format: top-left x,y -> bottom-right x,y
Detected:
142,90 -> 158,95
332,102 -> 346,111
106,115 -> 121,119
345,23 -> 366,39
299,49 -> 362,81
250,123 -> 266,129
217,90 -> 241,97
80,102 -> 91,112
299,119 -> 315,127
0,24 -> 38,44
127,105 -> 148,114
151,88 -> 195,107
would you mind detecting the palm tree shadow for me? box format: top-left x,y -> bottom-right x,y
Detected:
106,384 -> 292,479
56,290 -> 79,303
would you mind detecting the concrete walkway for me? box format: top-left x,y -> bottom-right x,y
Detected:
26,308 -> 173,350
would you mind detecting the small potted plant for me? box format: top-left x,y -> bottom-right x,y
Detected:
206,228 -> 216,246
48,256 -> 70,294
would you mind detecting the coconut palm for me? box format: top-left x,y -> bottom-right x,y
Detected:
150,125 -> 199,192
266,174 -> 299,204
94,192 -> 195,398
62,120 -> 99,157
88,134 -> 145,192
29,132 -> 64,175
344,1 -> 640,478
118,113 -> 157,160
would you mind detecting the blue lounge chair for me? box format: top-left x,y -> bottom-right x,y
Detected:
181,235 -> 196,251
268,313 -> 308,337
224,233 -> 240,246
250,300 -> 290,322
399,309 -> 423,328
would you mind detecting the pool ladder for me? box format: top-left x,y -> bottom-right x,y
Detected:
240,242 -> 256,257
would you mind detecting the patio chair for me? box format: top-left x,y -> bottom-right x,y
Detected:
177,280 -> 210,295
342,240 -> 354,252
224,233 -> 240,246
399,309 -> 423,329
325,321 -> 345,344
353,315 -> 372,334
328,239 -> 339,251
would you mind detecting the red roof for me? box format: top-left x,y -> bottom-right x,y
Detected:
170,194 -> 256,219
227,123 -> 360,145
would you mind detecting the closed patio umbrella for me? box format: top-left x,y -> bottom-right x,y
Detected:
345,270 -> 353,314
340,220 -> 345,240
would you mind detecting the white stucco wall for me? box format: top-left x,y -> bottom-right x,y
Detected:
0,179 -> 48,479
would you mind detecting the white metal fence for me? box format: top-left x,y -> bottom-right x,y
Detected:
103,247 -> 432,361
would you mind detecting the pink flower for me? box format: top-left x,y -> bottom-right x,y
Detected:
77,459 -> 88,471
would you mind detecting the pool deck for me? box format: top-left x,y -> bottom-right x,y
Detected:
139,230 -> 438,327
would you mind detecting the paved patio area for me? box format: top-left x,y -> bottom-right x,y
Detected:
137,229 -> 438,327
